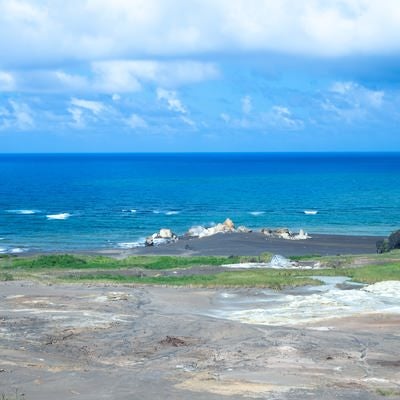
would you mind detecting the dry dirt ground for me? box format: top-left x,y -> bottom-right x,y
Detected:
1,281 -> 399,399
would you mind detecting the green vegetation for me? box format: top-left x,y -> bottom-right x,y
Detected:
0,252 -> 399,288
289,254 -> 322,261
0,272 -> 14,281
8,254 -> 246,270
376,388 -> 400,397
330,263 -> 400,284
65,270 -> 321,289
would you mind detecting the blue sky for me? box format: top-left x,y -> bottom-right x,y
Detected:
1,0 -> 400,152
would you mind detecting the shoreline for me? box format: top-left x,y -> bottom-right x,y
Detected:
26,231 -> 384,258
126,232 -> 382,257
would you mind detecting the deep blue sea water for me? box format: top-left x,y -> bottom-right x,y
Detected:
1,153 -> 399,253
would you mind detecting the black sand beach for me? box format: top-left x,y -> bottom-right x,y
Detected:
122,232 -> 382,257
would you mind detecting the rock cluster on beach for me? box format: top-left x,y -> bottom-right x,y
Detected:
145,228 -> 178,246
261,227 -> 310,240
144,218 -> 310,246
186,218 -> 252,238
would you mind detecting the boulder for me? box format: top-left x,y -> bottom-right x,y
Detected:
261,228 -> 291,239
274,228 -> 292,239
145,228 -> 177,246
186,219 -> 236,238
223,218 -> 235,230
187,226 -> 208,237
145,236 -> 154,246
270,254 -> 296,268
377,230 -> 400,253
292,229 -> 310,240
261,227 -> 309,240
237,225 -> 252,233
261,228 -> 273,237
159,228 -> 176,239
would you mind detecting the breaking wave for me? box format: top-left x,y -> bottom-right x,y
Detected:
6,209 -> 40,215
249,211 -> 265,216
117,241 -> 145,249
46,213 -> 71,220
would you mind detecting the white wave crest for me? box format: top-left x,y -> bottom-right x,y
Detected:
117,241 -> 144,249
0,247 -> 27,254
46,213 -> 71,220
7,209 -> 40,215
165,211 -> 180,215
249,211 -> 265,216
130,209 -> 137,213
9,247 -> 26,254
304,210 -> 318,215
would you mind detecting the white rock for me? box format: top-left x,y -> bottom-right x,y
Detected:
237,226 -> 252,233
159,228 -> 174,239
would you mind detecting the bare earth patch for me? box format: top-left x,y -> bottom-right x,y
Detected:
1,281 -> 399,399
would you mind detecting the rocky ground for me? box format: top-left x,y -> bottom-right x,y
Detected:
1,281 -> 399,399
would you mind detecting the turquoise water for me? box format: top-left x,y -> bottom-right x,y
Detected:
0,153 -> 399,252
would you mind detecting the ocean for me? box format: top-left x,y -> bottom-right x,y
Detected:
0,153 -> 399,253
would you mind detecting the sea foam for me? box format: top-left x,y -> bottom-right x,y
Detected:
249,211 -> 265,216
46,213 -> 71,220
6,209 -> 40,215
0,247 -> 27,254
117,241 -> 144,249
153,210 -> 180,215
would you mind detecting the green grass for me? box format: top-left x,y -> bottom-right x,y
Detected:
1,252 -> 400,288
336,263 -> 400,284
65,270 -> 322,289
376,388 -> 400,397
6,254 -> 247,271
0,272 -> 14,281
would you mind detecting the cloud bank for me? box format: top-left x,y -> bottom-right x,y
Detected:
1,0 -> 400,68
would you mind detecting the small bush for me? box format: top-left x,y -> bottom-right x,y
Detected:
0,272 -> 13,281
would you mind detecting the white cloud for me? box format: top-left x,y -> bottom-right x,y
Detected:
0,71 -> 15,91
330,81 -> 384,108
112,93 -> 121,101
70,97 -> 105,114
67,106 -> 85,128
180,115 -> 196,127
323,80 -> 385,122
157,88 -> 187,114
68,97 -> 107,128
1,0 -> 400,67
126,113 -> 147,129
241,95 -> 252,114
266,106 -> 304,130
0,99 -> 34,130
91,60 -> 219,93
220,102 -> 304,131
55,71 -> 89,91
220,113 -> 230,123
0,60 -> 219,94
